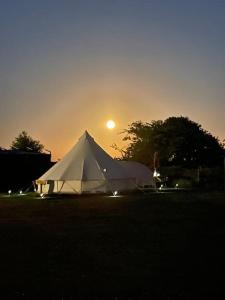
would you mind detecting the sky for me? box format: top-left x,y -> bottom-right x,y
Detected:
1,0 -> 225,160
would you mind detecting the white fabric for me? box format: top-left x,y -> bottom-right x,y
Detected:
37,131 -> 154,194
118,161 -> 155,187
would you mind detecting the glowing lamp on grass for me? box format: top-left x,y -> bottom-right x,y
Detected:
159,184 -> 163,190
113,191 -> 118,197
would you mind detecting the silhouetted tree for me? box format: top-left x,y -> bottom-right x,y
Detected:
121,117 -> 225,168
11,131 -> 44,153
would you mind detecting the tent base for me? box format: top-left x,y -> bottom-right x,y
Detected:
37,179 -> 137,195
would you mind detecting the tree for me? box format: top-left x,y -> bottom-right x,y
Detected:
121,117 -> 225,168
11,131 -> 44,153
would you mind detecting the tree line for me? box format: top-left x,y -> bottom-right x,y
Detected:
2,116 -> 225,169
1,131 -> 44,153
117,116 -> 225,169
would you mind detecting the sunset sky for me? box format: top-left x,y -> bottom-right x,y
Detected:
1,0 -> 225,160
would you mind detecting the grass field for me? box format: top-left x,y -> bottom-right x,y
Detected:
0,191 -> 225,299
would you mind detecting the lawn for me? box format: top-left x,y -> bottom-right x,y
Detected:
0,191 -> 225,299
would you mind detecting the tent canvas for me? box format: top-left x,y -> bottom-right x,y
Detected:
36,131 -> 154,194
118,161 -> 154,187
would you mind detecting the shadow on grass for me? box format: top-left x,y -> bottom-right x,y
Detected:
0,191 -> 224,299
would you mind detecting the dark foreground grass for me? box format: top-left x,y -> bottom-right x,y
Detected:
0,191 -> 225,299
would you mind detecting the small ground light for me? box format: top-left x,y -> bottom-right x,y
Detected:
40,193 -> 44,198
113,191 -> 118,196
103,168 -> 107,172
175,183 -> 179,188
19,190 -> 23,194
8,190 -> 12,195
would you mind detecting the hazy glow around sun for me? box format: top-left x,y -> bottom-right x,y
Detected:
106,120 -> 116,129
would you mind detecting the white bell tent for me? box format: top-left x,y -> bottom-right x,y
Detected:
36,131 -> 154,194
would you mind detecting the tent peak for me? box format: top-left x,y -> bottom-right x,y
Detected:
79,130 -> 94,141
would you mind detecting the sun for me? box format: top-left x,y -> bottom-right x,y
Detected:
106,120 -> 116,129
